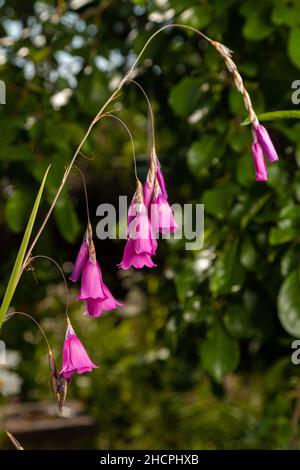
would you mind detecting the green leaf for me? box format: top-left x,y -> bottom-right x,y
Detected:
223,303 -> 256,339
272,1 -> 300,26
5,189 -> 34,233
241,6 -> 273,41
54,191 -> 80,243
242,110 -> 300,125
0,145 -> 33,162
265,357 -> 292,392
0,166 -> 51,328
236,154 -> 254,187
203,185 -> 238,220
175,262 -> 198,303
228,87 -> 247,116
288,27 -> 300,69
269,204 -> 300,244
240,237 -> 257,270
210,241 -> 245,295
281,247 -> 300,276
278,270 -> 300,337
279,204 -> 300,224
241,193 -> 270,229
178,5 -> 212,29
200,321 -> 240,382
269,226 -> 299,245
168,77 -> 200,118
187,135 -> 219,175
227,127 -> 249,153
267,165 -> 291,198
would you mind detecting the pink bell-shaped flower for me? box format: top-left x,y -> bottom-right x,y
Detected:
254,124 -> 279,163
143,180 -> 154,208
59,320 -> 98,380
251,141 -> 268,182
155,159 -> 168,199
85,283 -> 124,317
69,240 -> 89,283
151,192 -> 179,234
72,228 -> 124,316
69,224 -> 92,283
119,181 -> 156,270
78,256 -> 107,301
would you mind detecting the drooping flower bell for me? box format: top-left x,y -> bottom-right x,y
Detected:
251,141 -> 268,182
59,318 -> 98,380
69,224 -> 91,283
86,283 -> 124,317
70,224 -> 123,316
78,247 -> 107,301
69,239 -> 89,283
146,148 -> 178,234
119,180 -> 157,269
151,180 -> 179,234
250,122 -> 279,181
155,159 -> 168,200
254,124 -> 279,163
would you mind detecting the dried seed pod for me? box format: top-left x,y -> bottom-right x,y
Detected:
48,350 -> 57,377
6,431 -> 24,450
56,374 -> 68,412
50,373 -> 58,401
48,350 -> 59,400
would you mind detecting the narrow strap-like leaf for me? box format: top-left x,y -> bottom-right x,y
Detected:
242,110 -> 300,125
0,165 -> 51,328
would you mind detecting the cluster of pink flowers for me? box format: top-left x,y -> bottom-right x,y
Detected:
251,123 -> 279,182
119,151 -> 178,269
58,150 -> 178,384
57,122 -> 279,391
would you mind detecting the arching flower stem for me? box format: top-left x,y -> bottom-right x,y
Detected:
98,113 -> 139,182
4,310 -> 52,354
73,165 -> 91,227
20,24 -> 257,276
126,79 -> 156,152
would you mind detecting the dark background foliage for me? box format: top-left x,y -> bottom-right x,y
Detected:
1,0 -> 300,449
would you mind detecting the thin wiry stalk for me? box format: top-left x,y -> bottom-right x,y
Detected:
4,309 -> 63,411
127,79 -> 156,151
20,23 -> 256,275
99,113 -> 139,181
79,150 -> 95,161
72,165 -> 91,226
27,255 -> 70,317
4,311 -> 51,353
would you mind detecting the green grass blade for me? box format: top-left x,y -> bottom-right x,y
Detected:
242,110 -> 300,126
0,165 -> 51,328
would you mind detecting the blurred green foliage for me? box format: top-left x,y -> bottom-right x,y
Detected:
1,0 -> 300,449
